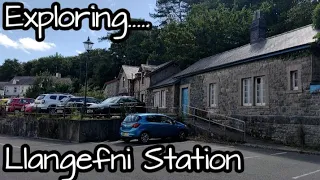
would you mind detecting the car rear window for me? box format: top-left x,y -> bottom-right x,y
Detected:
123,115 -> 140,123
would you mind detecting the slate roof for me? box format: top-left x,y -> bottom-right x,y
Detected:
149,75 -> 180,89
174,25 -> 320,78
5,76 -> 36,86
122,65 -> 140,80
139,64 -> 158,72
149,61 -> 174,75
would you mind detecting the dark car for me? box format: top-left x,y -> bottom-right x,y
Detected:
120,113 -> 189,144
56,97 -> 101,114
86,96 -> 146,116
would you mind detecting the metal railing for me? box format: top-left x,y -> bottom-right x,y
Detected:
180,105 -> 246,141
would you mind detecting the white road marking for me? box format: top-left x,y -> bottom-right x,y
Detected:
244,156 -> 260,159
270,152 -> 287,156
292,169 -> 320,179
0,143 -> 21,149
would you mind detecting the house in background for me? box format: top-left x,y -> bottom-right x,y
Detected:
0,82 -> 8,98
4,73 -> 72,98
103,78 -> 119,98
117,65 -> 140,96
133,64 -> 158,102
4,76 -> 36,97
146,61 -> 181,112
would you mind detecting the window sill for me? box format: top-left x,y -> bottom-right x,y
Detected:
238,105 -> 269,109
286,90 -> 303,94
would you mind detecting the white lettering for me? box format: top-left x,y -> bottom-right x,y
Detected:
5,5 -> 23,27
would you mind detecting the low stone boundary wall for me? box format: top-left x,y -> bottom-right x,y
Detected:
0,117 -> 122,143
232,115 -> 320,148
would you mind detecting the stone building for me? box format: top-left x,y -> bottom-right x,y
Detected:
133,64 -> 158,102
147,61 -> 181,113
117,65 -> 140,96
154,12 -> 320,147
103,79 -> 119,98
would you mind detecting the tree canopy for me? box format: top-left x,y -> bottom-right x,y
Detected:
1,0 -> 319,96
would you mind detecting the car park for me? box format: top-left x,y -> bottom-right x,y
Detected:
6,98 -> 34,112
86,96 -> 146,116
120,113 -> 189,144
55,96 -> 101,114
34,93 -> 74,113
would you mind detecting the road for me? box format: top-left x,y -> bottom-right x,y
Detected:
0,135 -> 319,180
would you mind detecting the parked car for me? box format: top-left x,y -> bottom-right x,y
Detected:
86,96 -> 146,116
22,103 -> 34,113
120,113 -> 189,144
6,98 -> 34,112
55,96 -> 101,114
33,94 -> 74,113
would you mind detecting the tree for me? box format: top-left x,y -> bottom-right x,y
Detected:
150,0 -> 189,26
0,59 -> 23,81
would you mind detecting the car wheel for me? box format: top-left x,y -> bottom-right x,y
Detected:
178,131 -> 187,141
49,107 -> 56,115
139,132 -> 150,144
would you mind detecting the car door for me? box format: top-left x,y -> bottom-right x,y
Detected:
145,115 -> 163,138
159,116 -> 177,137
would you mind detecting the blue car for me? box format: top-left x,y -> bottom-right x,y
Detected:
120,113 -> 189,144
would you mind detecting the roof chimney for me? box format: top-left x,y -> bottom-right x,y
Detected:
55,73 -> 61,78
250,10 -> 266,44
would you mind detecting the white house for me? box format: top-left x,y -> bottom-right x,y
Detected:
4,76 -> 36,97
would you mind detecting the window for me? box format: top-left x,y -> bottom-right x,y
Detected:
159,116 -> 173,124
59,96 -> 67,100
141,94 -> 144,102
242,78 -> 252,106
290,71 -> 298,90
255,77 -> 265,106
14,87 -> 17,93
122,77 -> 125,87
153,90 -> 166,108
50,95 -> 57,100
209,83 -> 217,107
153,92 -> 160,107
160,90 -> 166,108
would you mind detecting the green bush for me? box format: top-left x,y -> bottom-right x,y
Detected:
313,3 -> 320,29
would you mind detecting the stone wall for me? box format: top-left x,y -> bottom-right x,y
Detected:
232,115 -> 320,148
147,85 -> 179,114
0,117 -> 122,143
104,80 -> 119,98
180,53 -> 320,117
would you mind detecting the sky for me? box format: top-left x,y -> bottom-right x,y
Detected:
0,0 -> 157,64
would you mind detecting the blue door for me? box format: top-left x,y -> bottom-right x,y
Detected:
181,87 -> 189,114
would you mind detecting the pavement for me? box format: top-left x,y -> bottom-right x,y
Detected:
0,135 -> 320,180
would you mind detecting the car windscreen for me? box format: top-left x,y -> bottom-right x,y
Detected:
101,97 -> 120,104
123,115 -> 140,123
36,95 -> 45,100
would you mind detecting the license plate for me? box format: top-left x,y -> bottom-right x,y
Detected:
87,109 -> 93,113
57,110 -> 63,113
122,133 -> 129,137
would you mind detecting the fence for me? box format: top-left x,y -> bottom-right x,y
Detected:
180,105 -> 246,141
0,104 -> 179,120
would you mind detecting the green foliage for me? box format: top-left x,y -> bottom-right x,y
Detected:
75,86 -> 106,100
25,71 -> 74,98
313,3 -> 320,29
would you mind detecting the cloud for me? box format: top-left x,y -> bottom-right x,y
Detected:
0,33 -> 55,54
19,38 -> 56,51
76,50 -> 83,54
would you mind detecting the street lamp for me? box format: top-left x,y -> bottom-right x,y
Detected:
83,37 -> 94,114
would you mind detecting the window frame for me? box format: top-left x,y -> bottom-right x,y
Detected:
254,76 -> 266,106
242,78 -> 252,106
208,83 -> 217,107
290,70 -> 298,91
